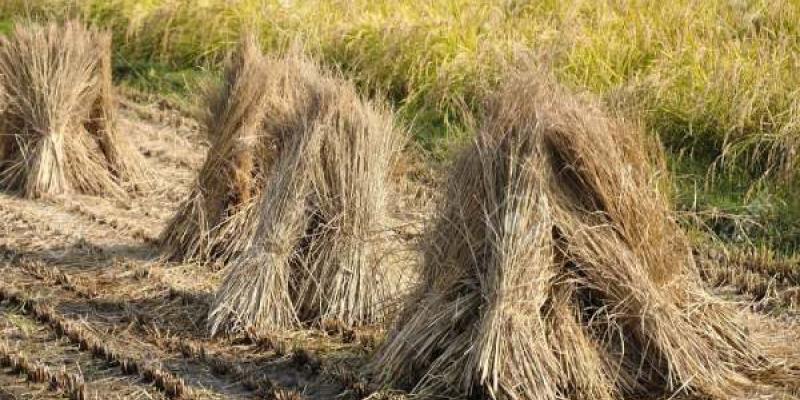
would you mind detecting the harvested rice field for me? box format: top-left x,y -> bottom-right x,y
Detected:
0,95 -> 394,399
0,73 -> 795,400
0,4 -> 799,400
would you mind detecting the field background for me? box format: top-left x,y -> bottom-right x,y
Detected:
5,0 -> 800,254
3,0 -> 800,250
0,1 -> 798,399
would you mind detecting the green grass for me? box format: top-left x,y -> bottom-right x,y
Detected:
0,18 -> 13,35
113,60 -> 212,111
114,62 -> 207,96
671,153 -> 800,253
2,0 -> 799,252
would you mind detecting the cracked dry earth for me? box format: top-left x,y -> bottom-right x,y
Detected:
0,94 -> 377,400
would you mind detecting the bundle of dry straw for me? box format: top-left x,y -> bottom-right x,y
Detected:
374,70 -> 799,399
0,20 -> 148,198
162,37 -> 408,333
160,36 -> 276,262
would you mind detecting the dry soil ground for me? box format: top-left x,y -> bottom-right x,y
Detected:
0,94 -> 384,400
0,92 -> 797,400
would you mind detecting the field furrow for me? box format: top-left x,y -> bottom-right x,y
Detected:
0,192 -> 138,252
1,259 -> 349,399
1,301 -> 168,400
0,281 -> 259,400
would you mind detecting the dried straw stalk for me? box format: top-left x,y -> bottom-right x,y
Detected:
374,69 -> 799,400
0,20 -> 148,198
208,48 -> 408,333
160,36 -> 275,262
161,37 -> 408,334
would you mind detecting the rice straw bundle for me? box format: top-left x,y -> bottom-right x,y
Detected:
373,69 -> 799,400
162,37 -> 408,333
0,20 -> 148,198
159,36 -> 276,262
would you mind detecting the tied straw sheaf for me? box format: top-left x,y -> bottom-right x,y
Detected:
160,35 -> 278,264
160,36 -> 411,334
0,20 -> 148,198
373,67 -> 800,400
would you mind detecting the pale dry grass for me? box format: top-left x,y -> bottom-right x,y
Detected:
0,20 -> 148,198
373,67 -> 799,399
699,244 -> 800,312
159,35 -> 276,263
160,38 -> 409,335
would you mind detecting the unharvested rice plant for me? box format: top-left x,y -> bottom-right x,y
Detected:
0,20 -> 148,198
0,3 -> 798,400
374,70 -> 800,399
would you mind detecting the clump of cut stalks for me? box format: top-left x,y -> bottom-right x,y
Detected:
698,244 -> 800,312
0,285 -> 192,399
0,20 -> 148,198
0,342 -> 87,400
373,68 -> 800,400
160,35 -> 275,262
162,36 -> 408,334
169,337 -> 275,394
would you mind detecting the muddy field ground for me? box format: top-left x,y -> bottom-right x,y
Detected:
0,92 -> 797,400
